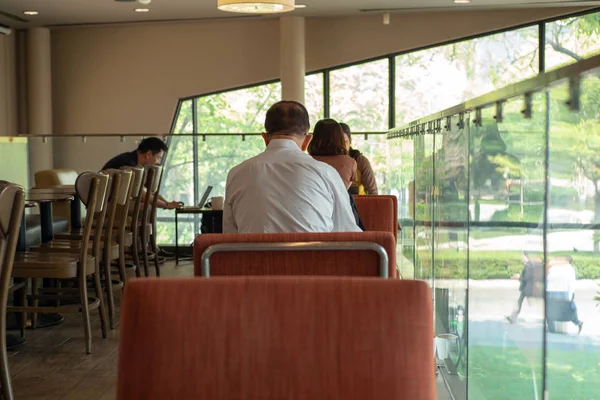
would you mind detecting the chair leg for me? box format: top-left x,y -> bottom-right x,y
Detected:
151,233 -> 160,277
131,229 -> 141,278
102,258 -> 116,330
79,273 -> 92,354
0,311 -> 14,400
31,278 -> 38,329
19,279 -> 27,337
93,270 -> 108,339
118,243 -> 127,286
141,228 -> 150,277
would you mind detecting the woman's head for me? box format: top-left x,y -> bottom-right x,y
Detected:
339,122 -> 352,152
308,119 -> 348,156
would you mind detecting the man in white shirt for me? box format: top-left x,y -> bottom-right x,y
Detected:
223,100 -> 362,234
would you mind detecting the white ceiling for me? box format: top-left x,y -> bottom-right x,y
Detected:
0,0 -> 598,28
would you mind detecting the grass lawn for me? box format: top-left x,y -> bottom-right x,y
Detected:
468,345 -> 600,400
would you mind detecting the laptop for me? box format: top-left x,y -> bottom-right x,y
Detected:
179,186 -> 213,210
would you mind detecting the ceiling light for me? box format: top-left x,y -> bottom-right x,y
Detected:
134,8 -> 150,12
138,0 -> 152,4
454,0 -> 471,3
217,0 -> 295,14
23,10 -> 39,16
294,4 -> 307,8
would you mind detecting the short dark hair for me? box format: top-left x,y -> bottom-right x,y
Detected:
339,122 -> 351,138
308,119 -> 348,156
137,137 -> 168,154
264,101 -> 310,137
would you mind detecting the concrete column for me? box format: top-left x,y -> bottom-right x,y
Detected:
280,16 -> 305,104
0,33 -> 17,136
27,27 -> 54,185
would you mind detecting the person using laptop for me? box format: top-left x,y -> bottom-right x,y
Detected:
102,137 -> 181,209
223,101 -> 361,233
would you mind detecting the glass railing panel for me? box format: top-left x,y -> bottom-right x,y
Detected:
467,98 -> 546,399
433,114 -> 469,398
388,135 -> 415,278
414,133 -> 434,284
546,73 -> 600,399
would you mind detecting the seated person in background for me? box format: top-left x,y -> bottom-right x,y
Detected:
308,118 -> 364,230
223,101 -> 362,234
102,137 -> 180,209
340,123 -> 378,195
308,118 -> 357,189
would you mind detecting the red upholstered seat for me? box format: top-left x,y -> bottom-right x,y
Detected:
117,277 -> 435,400
193,231 -> 397,278
354,195 -> 399,241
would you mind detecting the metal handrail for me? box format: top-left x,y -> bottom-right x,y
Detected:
388,53 -> 600,139
200,241 -> 389,278
13,131 -> 388,138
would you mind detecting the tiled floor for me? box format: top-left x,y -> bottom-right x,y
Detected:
8,259 -> 450,399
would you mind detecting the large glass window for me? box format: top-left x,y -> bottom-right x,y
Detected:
305,72 -> 324,129
545,11 -> 600,71
329,59 -> 389,131
395,26 -> 539,125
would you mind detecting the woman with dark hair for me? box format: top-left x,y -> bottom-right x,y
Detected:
339,123 -> 378,195
308,119 -> 364,230
308,119 -> 357,189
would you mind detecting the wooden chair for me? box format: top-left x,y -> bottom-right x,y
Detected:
0,183 -> 25,400
31,171 -> 124,328
120,166 -> 145,278
139,165 -> 162,277
117,277 -> 435,400
8,172 -> 109,354
194,232 -> 397,278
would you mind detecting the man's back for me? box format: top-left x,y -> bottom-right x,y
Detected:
223,139 -> 361,233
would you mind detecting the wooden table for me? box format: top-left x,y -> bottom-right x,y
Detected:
30,186 -> 81,229
174,207 -> 223,264
16,193 -> 75,252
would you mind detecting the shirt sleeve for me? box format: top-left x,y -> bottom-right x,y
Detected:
222,171 -> 238,234
328,170 -> 362,232
357,155 -> 378,195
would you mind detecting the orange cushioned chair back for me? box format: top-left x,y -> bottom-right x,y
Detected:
353,195 -> 398,241
194,231 -> 397,279
117,277 -> 435,400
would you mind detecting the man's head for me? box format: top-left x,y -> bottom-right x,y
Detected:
339,122 -> 352,152
522,251 -> 529,263
262,101 -> 312,150
137,137 -> 168,165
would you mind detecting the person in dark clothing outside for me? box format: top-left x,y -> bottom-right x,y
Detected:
103,137 -> 181,210
339,123 -> 378,195
506,251 -> 536,323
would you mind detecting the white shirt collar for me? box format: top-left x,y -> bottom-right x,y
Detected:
266,138 -> 303,152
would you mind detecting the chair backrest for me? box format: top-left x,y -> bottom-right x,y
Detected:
353,195 -> 397,241
117,277 -> 435,400
194,232 -> 397,278
34,168 -> 79,187
121,166 -> 145,235
141,165 -> 163,228
75,172 -> 108,262
0,182 -> 24,400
